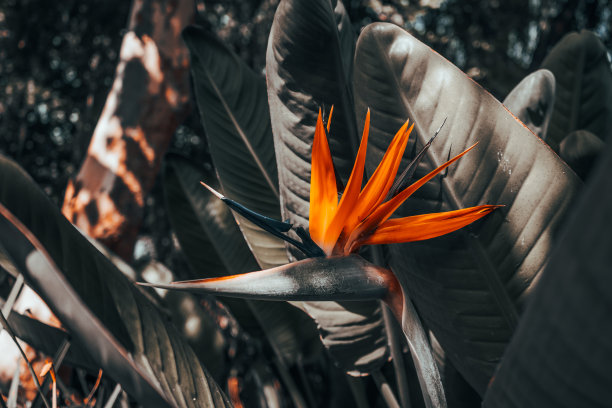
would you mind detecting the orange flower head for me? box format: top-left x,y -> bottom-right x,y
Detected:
309,108 -> 500,256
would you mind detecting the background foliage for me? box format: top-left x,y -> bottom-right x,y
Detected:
0,0 -> 611,405
1,0 -> 610,271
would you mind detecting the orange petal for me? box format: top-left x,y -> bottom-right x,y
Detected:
319,109 -> 371,255
309,108 -> 338,246
343,120 -> 413,235
344,142 -> 479,252
354,205 -> 501,249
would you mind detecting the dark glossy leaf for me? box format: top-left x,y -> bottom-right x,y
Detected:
6,310 -> 99,372
164,154 -> 257,279
266,0 -> 389,374
559,129 -> 605,180
354,23 -> 582,395
183,26 -> 286,270
0,155 -> 230,408
163,154 -> 319,365
483,123 -> 612,408
541,30 -> 612,151
502,69 -> 555,140
267,0 -> 358,209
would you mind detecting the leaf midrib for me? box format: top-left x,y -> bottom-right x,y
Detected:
203,68 -> 279,199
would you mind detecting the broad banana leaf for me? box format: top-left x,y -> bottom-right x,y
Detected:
0,155 -> 230,408
353,22 -> 581,395
541,30 -> 612,151
266,0 -> 389,374
502,69 -> 555,140
483,123 -> 612,407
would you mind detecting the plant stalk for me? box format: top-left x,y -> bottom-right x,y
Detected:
382,303 -> 412,408
103,384 -> 122,408
346,376 -> 369,408
372,369 -> 401,408
273,358 -> 308,408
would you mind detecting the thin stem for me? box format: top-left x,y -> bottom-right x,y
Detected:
32,338 -> 71,408
345,376 -> 369,408
7,366 -> 19,408
1,273 -> 24,317
296,356 -> 317,407
371,245 -> 411,408
272,359 -> 308,408
103,384 -> 122,408
382,303 -> 412,408
372,369 -> 401,408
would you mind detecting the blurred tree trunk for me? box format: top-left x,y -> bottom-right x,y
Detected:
62,0 -> 194,260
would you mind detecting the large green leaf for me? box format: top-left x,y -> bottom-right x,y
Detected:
183,26 -> 285,270
541,30 -> 612,151
483,125 -> 612,407
163,154 -> 319,365
502,69 -> 555,140
266,0 -> 389,375
353,23 -> 582,395
0,155 -> 230,408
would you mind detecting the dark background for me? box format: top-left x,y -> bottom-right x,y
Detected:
0,0 -> 610,269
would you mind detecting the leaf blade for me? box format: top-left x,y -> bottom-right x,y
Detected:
354,22 -> 582,395
0,155 -> 230,408
483,122 -> 612,408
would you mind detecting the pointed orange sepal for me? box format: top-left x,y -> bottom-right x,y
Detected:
319,109 -> 371,255
344,142 -> 479,253
355,205 -> 502,248
343,120 -> 414,237
309,108 -> 338,246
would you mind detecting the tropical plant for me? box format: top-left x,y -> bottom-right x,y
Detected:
3,0 -> 612,407
146,0 -> 582,405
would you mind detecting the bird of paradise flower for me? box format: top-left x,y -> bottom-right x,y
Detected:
139,109 -> 500,407
307,107 -> 499,257
141,107 -> 500,301
194,107 -> 499,259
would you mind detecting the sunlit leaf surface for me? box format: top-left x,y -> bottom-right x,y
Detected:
354,22 -> 582,395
